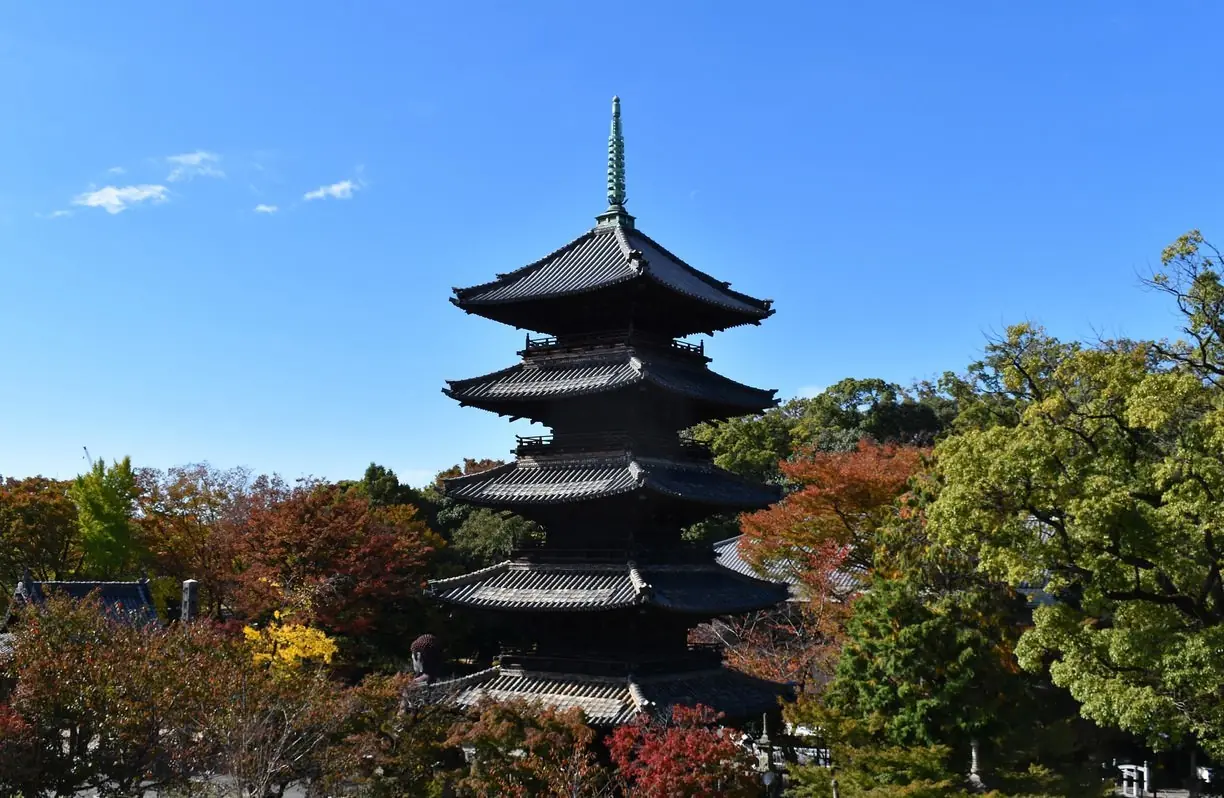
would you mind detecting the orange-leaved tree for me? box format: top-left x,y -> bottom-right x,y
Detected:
740,439 -> 926,583
718,441 -> 926,691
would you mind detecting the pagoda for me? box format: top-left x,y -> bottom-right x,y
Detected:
427,97 -> 788,726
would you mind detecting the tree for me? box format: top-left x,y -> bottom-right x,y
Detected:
740,440 -> 925,578
929,301 -> 1224,758
138,463 -> 261,620
791,378 -> 954,452
694,598 -> 846,694
822,577 -> 1029,751
451,508 -> 541,569
206,663 -> 345,798
319,674 -> 463,798
234,482 -> 438,664
690,404 -> 799,482
70,456 -> 146,579
689,379 -> 954,485
1,594 -> 238,796
0,476 -> 79,595
607,704 -> 759,798
445,698 -> 609,798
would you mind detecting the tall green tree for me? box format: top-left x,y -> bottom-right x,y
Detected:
929,231 -> 1224,759
70,457 -> 145,579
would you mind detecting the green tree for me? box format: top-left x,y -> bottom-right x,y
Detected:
452,508 -> 540,568
792,378 -> 954,451
690,403 -> 799,482
689,379 -> 955,485
928,231 -> 1224,759
70,457 -> 146,579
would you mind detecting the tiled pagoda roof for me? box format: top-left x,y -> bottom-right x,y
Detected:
436,664 -> 788,726
445,350 -> 777,419
443,456 -> 781,509
426,560 -> 788,614
452,225 -> 772,328
713,535 -> 865,600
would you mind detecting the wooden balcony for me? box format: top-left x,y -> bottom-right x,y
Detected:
514,430 -> 711,458
519,329 -> 705,359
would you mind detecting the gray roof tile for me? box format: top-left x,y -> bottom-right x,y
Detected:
446,352 -> 776,415
444,457 -> 780,508
454,226 -> 771,319
439,664 -> 787,726
427,561 -> 787,614
3,580 -> 159,629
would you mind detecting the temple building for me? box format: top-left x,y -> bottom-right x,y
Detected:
426,97 -> 788,726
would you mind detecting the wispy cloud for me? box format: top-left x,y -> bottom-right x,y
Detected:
72,184 -> 169,214
166,151 -> 224,182
253,203 -> 278,214
107,166 -> 126,175
48,209 -> 73,219
303,179 -> 358,201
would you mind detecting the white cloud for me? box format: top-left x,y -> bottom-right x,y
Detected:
166,151 -> 224,182
303,179 -> 357,201
72,184 -> 169,214
107,166 -> 126,175
48,209 -> 73,218
253,203 -> 278,214
794,385 -> 826,399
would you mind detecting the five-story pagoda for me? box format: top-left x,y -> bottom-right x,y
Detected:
427,98 -> 788,726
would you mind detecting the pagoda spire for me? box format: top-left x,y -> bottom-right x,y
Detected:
597,95 -> 634,228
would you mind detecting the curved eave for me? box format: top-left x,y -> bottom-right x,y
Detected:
431,665 -> 790,727
442,359 -> 778,420
441,458 -> 780,510
451,278 -> 772,337
425,561 -> 788,615
449,225 -> 774,332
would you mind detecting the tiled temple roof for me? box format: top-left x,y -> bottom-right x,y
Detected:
427,560 -> 788,614
2,578 -> 159,630
453,225 -> 772,322
443,456 -> 781,509
713,535 -> 865,600
439,664 -> 788,726
445,351 -> 777,417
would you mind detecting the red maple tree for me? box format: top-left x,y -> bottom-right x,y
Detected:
740,440 -> 925,582
234,482 -> 436,640
607,705 -> 759,798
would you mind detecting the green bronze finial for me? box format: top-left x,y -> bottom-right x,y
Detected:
607,95 -> 626,208
596,95 -> 634,228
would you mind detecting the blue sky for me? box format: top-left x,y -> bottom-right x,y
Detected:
2,1 -> 1221,486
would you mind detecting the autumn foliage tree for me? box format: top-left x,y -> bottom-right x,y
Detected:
740,440 -> 926,580
0,476 -> 78,595
234,482 -> 438,661
137,463 -> 268,620
607,704 -> 758,798
0,594 -> 239,796
446,698 -> 609,798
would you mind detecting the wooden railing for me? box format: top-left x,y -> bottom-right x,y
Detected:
520,330 -> 704,358
499,646 -> 723,677
515,431 -> 710,458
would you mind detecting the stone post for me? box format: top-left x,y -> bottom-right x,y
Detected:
181,579 -> 199,623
